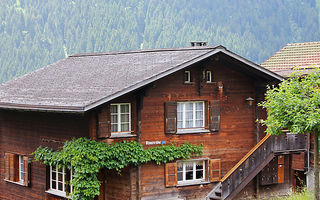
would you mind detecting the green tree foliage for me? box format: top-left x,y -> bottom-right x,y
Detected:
0,0 -> 319,83
33,138 -> 203,200
260,70 -> 320,200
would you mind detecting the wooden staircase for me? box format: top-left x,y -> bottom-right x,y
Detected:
206,133 -> 307,200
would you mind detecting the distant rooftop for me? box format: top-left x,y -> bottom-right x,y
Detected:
261,41 -> 320,76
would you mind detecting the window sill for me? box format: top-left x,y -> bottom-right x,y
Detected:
177,181 -> 210,187
4,179 -> 25,186
184,82 -> 194,85
177,129 -> 210,134
46,189 -> 71,199
110,132 -> 136,138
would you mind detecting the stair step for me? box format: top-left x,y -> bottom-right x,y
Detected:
215,188 -> 222,194
210,195 -> 222,200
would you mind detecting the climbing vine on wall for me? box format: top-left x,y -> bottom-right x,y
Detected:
33,138 -> 203,200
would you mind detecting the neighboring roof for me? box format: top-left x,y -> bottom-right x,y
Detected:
0,45 -> 282,113
261,41 -> 320,76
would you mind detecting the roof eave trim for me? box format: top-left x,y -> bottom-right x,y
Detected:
0,103 -> 85,113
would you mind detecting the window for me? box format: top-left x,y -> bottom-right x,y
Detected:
165,100 -> 220,134
110,103 -> 131,133
48,165 -> 73,197
19,155 -> 24,183
4,153 -> 30,186
184,71 -> 192,83
177,101 -> 204,129
177,160 -> 205,184
206,71 -> 212,83
165,159 -> 221,187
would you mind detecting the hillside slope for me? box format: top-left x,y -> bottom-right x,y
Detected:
0,0 -> 319,83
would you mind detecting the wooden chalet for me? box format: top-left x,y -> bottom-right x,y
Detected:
262,41 -> 320,192
0,43 -> 307,200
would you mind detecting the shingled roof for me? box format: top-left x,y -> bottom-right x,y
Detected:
261,41 -> 320,76
0,45 -> 282,112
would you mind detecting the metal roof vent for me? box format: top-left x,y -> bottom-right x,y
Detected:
191,41 -> 207,47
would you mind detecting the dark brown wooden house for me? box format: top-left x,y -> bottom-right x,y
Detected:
0,44 -> 307,200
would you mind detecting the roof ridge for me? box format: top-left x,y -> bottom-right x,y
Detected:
69,45 -> 224,57
286,41 -> 320,46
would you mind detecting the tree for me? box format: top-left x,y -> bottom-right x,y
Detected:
260,70 -> 320,200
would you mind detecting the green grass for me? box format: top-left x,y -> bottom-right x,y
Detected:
273,189 -> 313,200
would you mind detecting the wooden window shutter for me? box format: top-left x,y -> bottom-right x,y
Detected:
278,155 -> 285,183
165,102 -> 177,134
131,101 -> 136,134
4,153 -> 9,180
97,105 -> 111,138
165,162 -> 177,187
209,100 -> 220,132
209,159 -> 221,182
23,156 -> 30,186
46,166 -> 50,190
8,153 -> 18,181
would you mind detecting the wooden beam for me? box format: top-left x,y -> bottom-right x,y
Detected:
89,111 -> 97,140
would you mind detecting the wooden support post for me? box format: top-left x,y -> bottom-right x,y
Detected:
89,111 -> 97,140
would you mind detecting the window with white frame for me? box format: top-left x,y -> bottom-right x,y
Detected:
177,160 -> 205,184
177,101 -> 204,129
110,103 -> 131,133
184,71 -> 192,83
49,165 -> 73,197
206,71 -> 212,83
18,155 -> 24,183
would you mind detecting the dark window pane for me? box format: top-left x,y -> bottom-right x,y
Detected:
110,105 -> 117,113
58,173 -> 63,182
184,71 -> 189,82
196,161 -> 203,170
177,172 -> 183,181
111,115 -> 118,123
51,171 -> 56,180
186,171 -> 193,180
121,104 -> 129,113
111,124 -> 117,132
52,180 -> 56,189
196,170 -> 203,179
58,182 -> 63,191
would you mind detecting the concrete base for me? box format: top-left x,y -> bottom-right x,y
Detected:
306,169 -> 320,190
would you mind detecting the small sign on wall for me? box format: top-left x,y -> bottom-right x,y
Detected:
146,141 -> 166,145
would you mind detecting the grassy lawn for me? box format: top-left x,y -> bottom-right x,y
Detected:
273,189 -> 313,200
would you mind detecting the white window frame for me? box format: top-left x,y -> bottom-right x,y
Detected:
18,155 -> 24,183
206,71 -> 212,83
48,165 -> 73,198
177,160 -> 206,184
184,71 -> 191,83
110,103 -> 131,134
177,101 -> 205,130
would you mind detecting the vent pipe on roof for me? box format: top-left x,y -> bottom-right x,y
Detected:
191,41 -> 207,47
